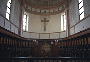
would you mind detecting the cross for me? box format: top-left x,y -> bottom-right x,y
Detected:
41,18 -> 49,31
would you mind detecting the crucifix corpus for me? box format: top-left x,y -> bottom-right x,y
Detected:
41,18 -> 49,31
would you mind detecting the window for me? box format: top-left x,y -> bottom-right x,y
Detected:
23,13 -> 28,31
61,12 -> 66,31
6,0 -> 11,20
78,0 -> 84,20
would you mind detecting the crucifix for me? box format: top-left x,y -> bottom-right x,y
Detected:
41,18 -> 49,31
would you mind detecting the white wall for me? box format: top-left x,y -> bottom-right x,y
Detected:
0,0 -> 21,35
22,31 -> 66,39
1,0 -> 89,39
69,0 -> 90,35
19,0 -> 90,39
0,0 -> 67,39
28,14 -> 61,33
22,13 -> 67,39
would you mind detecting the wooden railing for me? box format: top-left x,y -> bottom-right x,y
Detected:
0,13 -> 19,34
0,26 -> 33,57
0,26 -> 90,61
58,28 -> 90,57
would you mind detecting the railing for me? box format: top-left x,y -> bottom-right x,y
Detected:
0,57 -> 90,62
22,31 -> 66,39
58,29 -> 90,57
0,13 -> 19,34
0,26 -> 90,62
0,26 -> 32,57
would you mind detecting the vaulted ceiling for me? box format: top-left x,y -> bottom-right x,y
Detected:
21,0 -> 68,15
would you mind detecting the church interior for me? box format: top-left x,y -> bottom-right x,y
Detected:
0,0 -> 90,62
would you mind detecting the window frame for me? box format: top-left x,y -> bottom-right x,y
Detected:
6,0 -> 12,20
23,13 -> 29,31
78,0 -> 84,20
61,12 -> 67,31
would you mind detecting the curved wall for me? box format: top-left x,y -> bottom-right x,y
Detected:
22,13 -> 67,39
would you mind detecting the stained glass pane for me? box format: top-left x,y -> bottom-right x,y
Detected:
23,14 -> 28,31
8,0 -> 11,3
7,2 -> 11,8
80,12 -> 84,20
79,1 -> 83,9
61,14 -> 64,31
79,7 -> 84,14
6,0 -> 11,20
6,13 -> 9,20
61,12 -> 66,31
64,14 -> 66,30
6,7 -> 10,14
79,0 -> 82,3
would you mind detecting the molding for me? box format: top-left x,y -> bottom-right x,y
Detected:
25,8 -> 66,16
64,28 -> 90,40
23,0 -> 67,9
0,26 -> 28,40
0,13 -> 19,29
70,14 -> 90,29
23,31 -> 66,34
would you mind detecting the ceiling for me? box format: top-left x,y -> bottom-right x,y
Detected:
22,0 -> 68,15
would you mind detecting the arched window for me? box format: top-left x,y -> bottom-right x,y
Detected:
78,0 -> 84,20
6,0 -> 11,20
23,13 -> 28,31
61,12 -> 66,31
